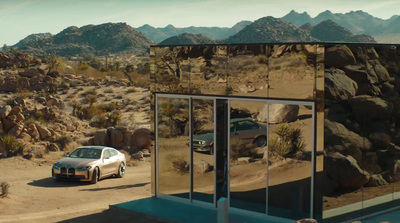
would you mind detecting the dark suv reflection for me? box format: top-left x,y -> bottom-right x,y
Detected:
192,118 -> 267,154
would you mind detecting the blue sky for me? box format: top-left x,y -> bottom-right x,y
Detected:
1,0 -> 399,45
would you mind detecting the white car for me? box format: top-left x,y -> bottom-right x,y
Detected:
52,146 -> 126,184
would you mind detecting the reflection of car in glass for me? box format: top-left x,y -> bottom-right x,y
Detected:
192,118 -> 267,154
52,146 -> 126,184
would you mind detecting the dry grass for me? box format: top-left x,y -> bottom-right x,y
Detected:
0,182 -> 10,198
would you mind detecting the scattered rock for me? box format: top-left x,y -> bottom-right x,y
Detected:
48,143 -> 60,152
348,96 -> 391,122
366,174 -> 388,187
193,160 -> 212,173
36,125 -> 52,140
325,45 -> 356,68
27,124 -> 40,141
131,128 -> 152,150
237,157 -> 252,164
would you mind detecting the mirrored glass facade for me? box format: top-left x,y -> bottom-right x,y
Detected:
151,43 -> 400,223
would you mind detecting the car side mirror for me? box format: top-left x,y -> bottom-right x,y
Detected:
65,154 -> 70,157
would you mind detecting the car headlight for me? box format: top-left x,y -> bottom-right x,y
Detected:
77,166 -> 92,171
200,141 -> 206,145
53,162 -> 61,169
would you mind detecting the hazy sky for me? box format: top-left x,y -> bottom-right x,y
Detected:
1,0 -> 400,45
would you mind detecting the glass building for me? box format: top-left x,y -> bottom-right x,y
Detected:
149,43 -> 400,222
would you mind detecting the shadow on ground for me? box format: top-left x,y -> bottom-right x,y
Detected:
27,177 -> 91,188
58,208 -> 169,223
80,182 -> 149,191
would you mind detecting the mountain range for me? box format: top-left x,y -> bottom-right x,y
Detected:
281,10 -> 400,35
9,10 -> 400,56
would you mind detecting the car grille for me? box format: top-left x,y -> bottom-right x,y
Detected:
60,167 -> 75,177
193,140 -> 203,146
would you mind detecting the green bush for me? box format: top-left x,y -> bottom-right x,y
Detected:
269,124 -> 306,158
1,135 -> 21,157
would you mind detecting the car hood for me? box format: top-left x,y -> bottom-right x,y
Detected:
55,158 -> 98,168
193,132 -> 213,142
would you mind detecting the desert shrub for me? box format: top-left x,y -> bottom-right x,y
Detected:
25,118 -> 37,126
107,111 -> 122,126
224,86 -> 233,95
1,135 -> 21,157
16,88 -> 31,99
90,115 -> 108,128
257,55 -> 268,64
82,89 -> 98,96
269,124 -> 306,158
104,89 -> 114,94
126,87 -> 137,93
167,154 -> 188,174
98,102 -> 119,112
86,95 -> 98,106
55,136 -> 73,150
78,62 -> 91,70
0,182 -> 10,198
230,138 -> 258,160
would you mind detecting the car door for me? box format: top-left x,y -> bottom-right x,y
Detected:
102,149 -> 114,176
109,149 -> 120,174
235,120 -> 261,145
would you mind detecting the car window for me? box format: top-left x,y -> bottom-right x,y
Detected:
103,149 -> 111,159
69,148 -> 101,159
237,120 -> 259,131
110,149 -> 118,157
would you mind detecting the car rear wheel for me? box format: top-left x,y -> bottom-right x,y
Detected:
91,167 -> 99,184
255,136 -> 267,147
117,162 -> 125,178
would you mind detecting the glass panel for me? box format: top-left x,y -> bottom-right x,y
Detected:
192,98 -> 215,203
268,44 -> 316,99
227,45 -> 269,97
229,100 -> 267,213
157,97 -> 190,199
267,102 -> 312,220
188,46 -> 228,95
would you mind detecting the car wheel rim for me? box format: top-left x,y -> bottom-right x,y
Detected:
120,163 -> 125,176
257,138 -> 266,147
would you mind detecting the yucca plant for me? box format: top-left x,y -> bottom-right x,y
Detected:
269,124 -> 306,158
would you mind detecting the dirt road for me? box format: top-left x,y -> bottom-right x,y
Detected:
0,154 -> 152,223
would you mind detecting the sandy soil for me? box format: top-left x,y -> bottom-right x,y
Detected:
0,152 -> 152,223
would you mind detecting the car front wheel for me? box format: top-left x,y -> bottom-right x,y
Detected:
255,136 -> 267,147
117,162 -> 125,178
91,167 -> 99,184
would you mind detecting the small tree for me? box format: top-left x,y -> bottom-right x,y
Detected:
124,64 -> 134,85
46,53 -> 63,74
2,44 -> 9,52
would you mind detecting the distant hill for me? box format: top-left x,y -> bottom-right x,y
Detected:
281,10 -> 400,36
13,23 -> 153,56
226,16 -> 314,43
158,33 -> 219,45
310,20 -> 354,41
136,21 -> 252,43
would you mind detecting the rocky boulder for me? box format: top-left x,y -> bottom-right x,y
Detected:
27,124 -> 40,141
0,105 -> 12,119
108,127 -> 124,148
19,68 -> 44,78
325,152 -> 370,189
131,128 -> 152,150
325,68 -> 358,101
36,125 -> 52,140
193,160 -> 212,173
93,129 -> 109,146
8,124 -> 23,137
325,45 -> 356,69
325,120 -> 373,152
348,96 -> 391,122
365,174 -> 388,187
257,104 -> 299,124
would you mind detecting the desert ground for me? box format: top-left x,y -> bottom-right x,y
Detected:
0,152 -> 154,223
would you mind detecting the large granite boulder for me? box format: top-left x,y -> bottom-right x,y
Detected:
93,129 -> 109,146
326,45 -> 356,69
325,152 -> 370,189
325,120 -> 373,152
325,68 -> 358,101
257,104 -> 299,124
348,96 -> 391,122
0,105 -> 11,119
131,128 -> 152,151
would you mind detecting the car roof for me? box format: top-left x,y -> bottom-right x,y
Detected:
78,146 -> 113,150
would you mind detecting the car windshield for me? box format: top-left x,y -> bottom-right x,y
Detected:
69,148 -> 102,159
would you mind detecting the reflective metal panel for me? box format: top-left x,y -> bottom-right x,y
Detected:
267,102 -> 312,220
227,45 -> 269,97
229,100 -> 267,213
268,44 -> 316,99
157,97 -> 190,198
188,46 -> 228,95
